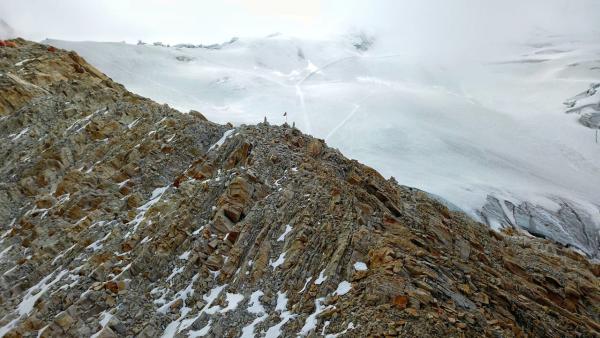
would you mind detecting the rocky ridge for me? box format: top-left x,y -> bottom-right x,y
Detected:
0,39 -> 599,337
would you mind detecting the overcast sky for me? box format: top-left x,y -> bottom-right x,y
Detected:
1,0 -> 599,47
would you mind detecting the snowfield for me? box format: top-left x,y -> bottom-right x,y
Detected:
44,33 -> 600,258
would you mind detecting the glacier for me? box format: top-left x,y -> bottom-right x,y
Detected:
43,32 -> 600,258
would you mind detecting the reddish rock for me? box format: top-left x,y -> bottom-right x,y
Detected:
225,231 -> 239,244
170,298 -> 183,312
393,295 -> 408,309
104,281 -> 119,294
307,139 -> 323,157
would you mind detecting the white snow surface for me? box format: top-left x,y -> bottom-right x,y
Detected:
10,127 -> 29,141
0,245 -> 13,260
220,293 -> 244,313
90,311 -> 114,338
159,280 -> 227,337
275,291 -> 288,312
265,309 -> 295,338
208,129 -> 235,151
188,320 -> 212,338
44,33 -> 600,246
325,322 -> 356,338
126,185 -> 169,237
18,269 -> 68,316
269,252 -> 286,269
178,250 -> 191,260
333,281 -> 352,296
240,314 -> 268,338
299,297 -> 331,336
353,262 -> 368,271
277,224 -> 293,241
298,277 -> 312,293
0,269 -> 69,336
241,290 -> 268,338
314,269 -> 327,285
247,290 -> 266,314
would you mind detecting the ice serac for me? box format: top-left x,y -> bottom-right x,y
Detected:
0,39 -> 599,337
480,195 -> 600,259
564,82 -> 600,130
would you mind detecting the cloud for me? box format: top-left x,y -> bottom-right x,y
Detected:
0,0 -> 331,43
0,0 -> 598,51
332,0 -> 600,62
0,19 -> 16,39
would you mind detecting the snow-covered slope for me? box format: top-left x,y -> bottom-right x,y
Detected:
44,33 -> 600,257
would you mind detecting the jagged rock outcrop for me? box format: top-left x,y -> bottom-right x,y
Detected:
0,39 -> 599,337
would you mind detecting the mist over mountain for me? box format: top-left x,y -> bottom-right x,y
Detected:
0,19 -> 16,39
